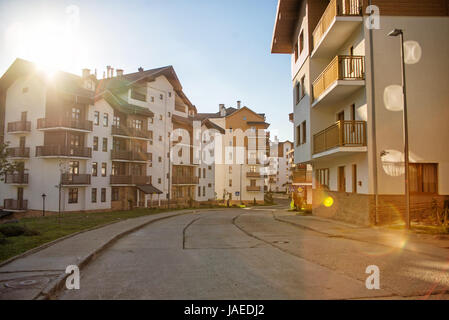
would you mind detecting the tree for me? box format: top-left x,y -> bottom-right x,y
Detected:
0,142 -> 19,182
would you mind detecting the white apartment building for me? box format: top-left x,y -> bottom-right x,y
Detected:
271,0 -> 449,225
264,140 -> 293,193
0,58 -> 202,213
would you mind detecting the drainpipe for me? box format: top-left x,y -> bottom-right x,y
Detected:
368,0 -> 379,225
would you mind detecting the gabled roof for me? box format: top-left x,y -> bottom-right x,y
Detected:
271,0 -> 303,54
194,106 -> 265,121
102,90 -> 154,117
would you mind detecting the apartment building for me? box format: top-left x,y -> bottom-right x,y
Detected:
195,102 -> 269,204
271,0 -> 449,225
0,58 -> 201,213
264,140 -> 293,192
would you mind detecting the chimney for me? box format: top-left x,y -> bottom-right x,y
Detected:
116,69 -> 124,77
219,104 -> 226,117
237,100 -> 241,109
106,65 -> 111,78
138,67 -> 144,72
110,67 -> 114,78
82,68 -> 90,79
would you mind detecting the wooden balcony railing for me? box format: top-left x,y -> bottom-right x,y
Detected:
7,147 -> 30,158
246,186 -> 261,192
312,0 -> 363,50
111,150 -> 151,161
111,125 -> 151,139
36,145 -> 92,158
110,175 -> 150,185
4,199 -> 28,211
172,176 -> 199,185
313,120 -> 366,154
37,117 -> 93,131
5,173 -> 29,184
246,171 -> 261,178
292,170 -> 313,184
61,173 -> 91,185
7,121 -> 31,133
312,55 -> 365,101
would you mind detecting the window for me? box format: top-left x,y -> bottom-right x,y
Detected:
203,168 -> 206,177
103,113 -> 108,127
229,179 -> 232,187
91,188 -> 97,203
168,92 -> 172,98
68,188 -> 78,204
316,168 -> 329,188
296,125 -> 301,146
338,166 -> 346,192
301,121 -> 306,144
299,30 -> 304,54
203,186 -> 206,197
132,119 -> 142,130
102,138 -> 108,152
69,161 -> 79,174
198,186 -> 201,197
208,166 -> 212,170
294,40 -> 298,62
72,107 -> 81,120
352,164 -> 357,194
159,135 -> 162,141
93,136 -> 98,151
94,111 -> 99,125
229,166 -> 232,174
149,117 -> 154,124
151,96 -> 155,102
168,112 -> 171,118
113,116 -> 120,127
92,162 -> 98,176
101,188 -> 106,202
208,183 -> 212,188
250,179 -> 256,187
160,94 -> 163,100
111,188 -> 119,201
158,178 -> 161,184
295,82 -> 300,104
158,156 -> 162,162
101,163 -> 107,177
159,115 -> 163,121
409,163 -> 438,193
300,76 -> 305,99
198,168 -> 201,178
21,111 -> 27,121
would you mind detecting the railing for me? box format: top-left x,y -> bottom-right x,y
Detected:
292,170 -> 313,184
37,117 -> 93,131
7,121 -> 31,133
5,173 -> 29,184
246,172 -> 261,178
312,0 -> 363,50
36,145 -> 92,158
6,147 -> 30,158
246,186 -> 261,192
61,173 -> 91,185
312,55 -> 365,101
172,176 -> 199,185
110,175 -> 150,185
313,120 -> 366,154
4,199 -> 28,211
111,125 -> 151,139
111,150 -> 151,161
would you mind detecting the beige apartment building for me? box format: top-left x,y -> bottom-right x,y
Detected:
272,0 -> 449,225
265,140 -> 293,193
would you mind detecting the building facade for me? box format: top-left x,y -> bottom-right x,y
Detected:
271,0 -> 449,225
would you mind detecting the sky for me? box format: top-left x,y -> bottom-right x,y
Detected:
0,0 -> 292,141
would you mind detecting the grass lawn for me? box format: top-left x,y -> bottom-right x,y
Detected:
0,207 -> 186,263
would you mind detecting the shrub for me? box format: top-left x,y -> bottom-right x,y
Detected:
0,224 -> 40,237
0,233 -> 7,244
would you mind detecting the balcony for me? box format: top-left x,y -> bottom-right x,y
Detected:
311,0 -> 363,58
7,121 -> 31,133
111,125 -> 152,140
3,199 -> 28,211
7,147 -> 30,159
246,186 -> 261,192
111,150 -> 151,162
172,176 -> 199,185
292,170 -> 313,185
37,117 -> 93,132
36,145 -> 92,158
110,175 -> 150,185
313,120 -> 367,159
5,173 -> 29,185
246,171 -> 261,178
312,55 -> 365,108
61,173 -> 91,186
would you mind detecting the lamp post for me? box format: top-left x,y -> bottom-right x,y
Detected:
41,193 -> 46,217
388,28 -> 411,229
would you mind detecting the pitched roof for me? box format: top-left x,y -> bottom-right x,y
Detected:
194,107 -> 265,121
102,90 -> 154,117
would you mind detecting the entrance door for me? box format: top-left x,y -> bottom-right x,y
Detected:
337,111 -> 345,122
17,187 -> 24,209
338,166 -> 346,192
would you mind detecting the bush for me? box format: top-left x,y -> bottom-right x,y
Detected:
0,224 -> 40,237
0,233 -> 7,244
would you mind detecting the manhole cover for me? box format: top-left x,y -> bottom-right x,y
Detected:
4,277 -> 50,289
272,240 -> 289,244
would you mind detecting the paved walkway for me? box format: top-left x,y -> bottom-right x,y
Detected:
0,210 -> 193,300
273,210 -> 449,260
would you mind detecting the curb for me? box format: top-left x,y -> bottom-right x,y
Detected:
35,210 -> 194,300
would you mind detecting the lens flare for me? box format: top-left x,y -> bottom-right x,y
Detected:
323,197 -> 334,207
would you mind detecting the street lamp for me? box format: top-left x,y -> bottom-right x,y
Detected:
388,28 -> 411,229
41,193 -> 46,217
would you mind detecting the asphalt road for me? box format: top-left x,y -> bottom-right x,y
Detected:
58,207 -> 449,300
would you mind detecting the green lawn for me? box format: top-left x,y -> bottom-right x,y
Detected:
0,207 -> 185,263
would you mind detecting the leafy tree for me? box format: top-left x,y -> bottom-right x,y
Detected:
0,142 -> 19,182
